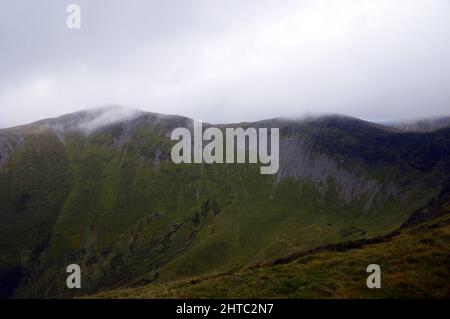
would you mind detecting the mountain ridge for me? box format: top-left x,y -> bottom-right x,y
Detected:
1,106 -> 449,298
3,106 -> 450,134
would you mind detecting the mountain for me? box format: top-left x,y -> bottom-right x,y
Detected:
388,116 -> 450,132
1,106 -> 450,298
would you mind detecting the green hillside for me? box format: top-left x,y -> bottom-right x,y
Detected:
1,107 -> 449,298
91,213 -> 450,299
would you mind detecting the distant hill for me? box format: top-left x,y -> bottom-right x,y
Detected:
1,106 -> 450,298
388,116 -> 450,132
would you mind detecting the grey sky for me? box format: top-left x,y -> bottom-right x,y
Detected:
0,0 -> 449,128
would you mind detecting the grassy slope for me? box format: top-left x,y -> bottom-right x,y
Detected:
91,214 -> 450,299
1,113 -> 449,298
0,129 -> 73,298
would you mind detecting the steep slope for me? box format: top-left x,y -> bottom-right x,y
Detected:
1,107 -> 449,298
0,126 -> 73,298
92,213 -> 450,299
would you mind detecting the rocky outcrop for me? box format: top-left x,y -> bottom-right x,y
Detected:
0,134 -> 25,171
277,134 -> 398,209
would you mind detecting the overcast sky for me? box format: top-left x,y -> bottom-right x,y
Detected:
0,0 -> 449,128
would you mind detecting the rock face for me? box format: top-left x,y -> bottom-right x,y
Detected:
0,107 -> 450,298
277,134 -> 395,208
0,136 -> 10,169
0,134 -> 24,171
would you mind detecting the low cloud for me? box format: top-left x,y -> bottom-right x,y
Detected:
75,106 -> 143,134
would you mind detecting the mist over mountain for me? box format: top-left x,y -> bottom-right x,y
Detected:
1,107 -> 449,298
389,116 -> 450,132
